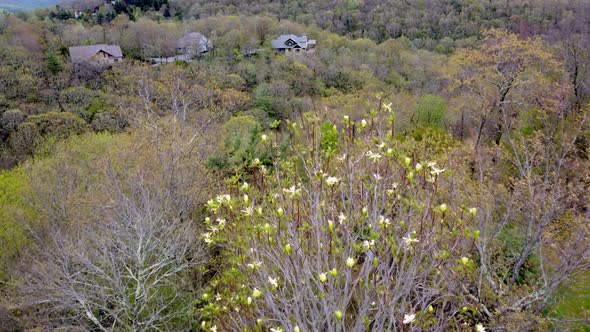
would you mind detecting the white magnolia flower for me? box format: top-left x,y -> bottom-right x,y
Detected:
283,185 -> 301,198
379,215 -> 391,228
325,176 -> 340,186
268,276 -> 278,288
376,141 -> 386,149
270,327 -> 284,332
202,232 -> 213,244
338,212 -> 347,224
373,173 -> 382,181
210,326 -> 218,332
403,313 -> 416,324
476,324 -> 486,332
430,167 -> 445,176
362,239 -> 375,251
247,261 -> 262,270
403,235 -> 419,245
217,218 -> 226,228
427,161 -> 437,168
216,194 -> 231,204
366,150 -> 382,162
242,206 -> 254,216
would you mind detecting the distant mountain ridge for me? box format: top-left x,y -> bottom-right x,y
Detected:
0,0 -> 61,12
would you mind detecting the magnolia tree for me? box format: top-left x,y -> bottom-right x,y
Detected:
198,111 -> 488,331
198,98 -> 590,331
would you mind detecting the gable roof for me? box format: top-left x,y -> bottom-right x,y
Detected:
176,32 -> 210,53
69,44 -> 123,62
271,34 -> 309,49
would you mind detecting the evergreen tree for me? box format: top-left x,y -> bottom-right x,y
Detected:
45,52 -> 63,75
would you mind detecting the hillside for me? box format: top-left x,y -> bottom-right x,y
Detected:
0,1 -> 589,331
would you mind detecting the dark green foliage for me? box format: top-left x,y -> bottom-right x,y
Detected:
208,115 -> 271,173
45,52 -> 63,75
328,70 -> 364,93
254,82 -> 292,120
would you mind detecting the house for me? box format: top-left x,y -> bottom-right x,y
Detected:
271,34 -> 316,53
176,32 -> 211,56
69,44 -> 123,65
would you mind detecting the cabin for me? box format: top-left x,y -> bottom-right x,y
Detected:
271,34 -> 316,53
68,44 -> 123,65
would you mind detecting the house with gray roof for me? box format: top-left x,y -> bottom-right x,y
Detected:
271,34 -> 316,53
68,44 -> 123,65
176,32 -> 211,56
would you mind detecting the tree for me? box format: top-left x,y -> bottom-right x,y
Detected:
199,113 -> 482,331
45,52 -> 63,75
15,124 -> 215,330
449,29 -> 564,148
414,94 -> 447,129
558,34 -> 590,112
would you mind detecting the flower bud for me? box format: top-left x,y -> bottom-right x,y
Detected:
330,268 -> 338,277
346,257 -> 355,268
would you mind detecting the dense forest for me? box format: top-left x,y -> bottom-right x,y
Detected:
0,0 -> 589,331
